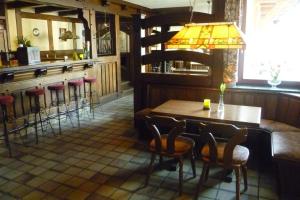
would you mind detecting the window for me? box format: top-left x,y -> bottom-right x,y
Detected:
95,12 -> 116,56
240,1 -> 300,85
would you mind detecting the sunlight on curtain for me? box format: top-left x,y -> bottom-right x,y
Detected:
243,1 -> 300,82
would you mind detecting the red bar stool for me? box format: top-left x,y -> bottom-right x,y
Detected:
0,95 -> 14,157
68,79 -> 84,127
25,88 -> 46,144
48,83 -> 66,134
84,77 -> 96,119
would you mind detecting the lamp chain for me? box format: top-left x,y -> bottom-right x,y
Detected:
189,0 -> 197,23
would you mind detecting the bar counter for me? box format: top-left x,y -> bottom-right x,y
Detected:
0,58 -> 119,118
0,59 -> 94,73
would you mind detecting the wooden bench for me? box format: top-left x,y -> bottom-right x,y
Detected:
272,131 -> 300,199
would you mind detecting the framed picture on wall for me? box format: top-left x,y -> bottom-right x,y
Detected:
59,28 -> 66,37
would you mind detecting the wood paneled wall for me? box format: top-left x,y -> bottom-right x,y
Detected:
92,62 -> 118,96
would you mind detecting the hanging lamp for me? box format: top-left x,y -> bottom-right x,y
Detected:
165,22 -> 246,49
165,0 -> 246,50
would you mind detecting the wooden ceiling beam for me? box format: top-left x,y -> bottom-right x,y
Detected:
35,6 -> 70,14
58,9 -> 79,16
5,0 -> 151,16
6,1 -> 41,9
152,7 -> 191,15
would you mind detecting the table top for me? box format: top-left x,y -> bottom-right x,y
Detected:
151,100 -> 262,127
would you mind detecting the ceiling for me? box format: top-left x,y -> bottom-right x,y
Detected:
124,0 -> 211,12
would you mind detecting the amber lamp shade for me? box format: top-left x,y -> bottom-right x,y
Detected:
165,22 -> 246,50
203,99 -> 211,110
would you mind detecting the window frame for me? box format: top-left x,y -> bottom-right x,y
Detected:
95,12 -> 116,57
237,0 -> 300,88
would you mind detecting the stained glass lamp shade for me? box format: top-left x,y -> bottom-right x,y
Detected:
165,22 -> 246,49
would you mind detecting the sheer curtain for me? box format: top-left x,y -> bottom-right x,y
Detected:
223,0 -> 243,85
243,0 -> 300,82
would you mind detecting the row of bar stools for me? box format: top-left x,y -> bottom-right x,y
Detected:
0,95 -> 14,157
25,88 -> 46,144
84,77 -> 96,119
48,84 -> 65,134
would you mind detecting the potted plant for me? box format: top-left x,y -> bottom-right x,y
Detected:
267,64 -> 281,88
16,37 -> 40,65
17,37 -> 31,47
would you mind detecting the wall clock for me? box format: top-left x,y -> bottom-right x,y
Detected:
32,28 -> 40,37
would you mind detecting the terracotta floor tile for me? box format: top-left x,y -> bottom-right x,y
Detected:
0,95 -> 278,200
79,181 -> 100,193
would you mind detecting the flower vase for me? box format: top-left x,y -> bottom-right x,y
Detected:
267,79 -> 281,88
218,94 -> 224,112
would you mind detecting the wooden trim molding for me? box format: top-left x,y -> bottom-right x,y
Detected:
47,19 -> 54,51
141,31 -> 177,47
19,12 -> 82,23
141,12 -> 215,29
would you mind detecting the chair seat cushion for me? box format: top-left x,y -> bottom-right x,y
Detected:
25,88 -> 45,96
201,143 -> 249,164
272,131 -> 300,162
260,119 -> 299,132
0,96 -> 14,105
48,84 -> 64,91
84,77 -> 97,83
68,80 -> 83,86
149,135 -> 194,154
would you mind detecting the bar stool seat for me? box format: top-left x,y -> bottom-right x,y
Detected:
48,84 -> 65,91
68,80 -> 83,86
0,96 -> 14,105
25,88 -> 45,96
84,77 -> 97,83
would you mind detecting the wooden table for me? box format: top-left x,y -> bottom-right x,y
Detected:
151,100 -> 262,128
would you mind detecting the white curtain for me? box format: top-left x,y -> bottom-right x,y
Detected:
223,0 -> 242,85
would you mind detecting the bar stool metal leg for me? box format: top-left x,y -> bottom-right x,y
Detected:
89,82 -> 94,119
1,105 -> 12,157
84,77 -> 96,119
68,80 -> 84,128
56,90 -> 62,134
25,88 -> 46,144
74,85 -> 80,127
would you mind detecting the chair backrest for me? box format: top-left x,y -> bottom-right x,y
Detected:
145,115 -> 185,154
201,122 -> 248,167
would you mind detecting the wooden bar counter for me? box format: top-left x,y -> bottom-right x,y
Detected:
0,59 -> 119,118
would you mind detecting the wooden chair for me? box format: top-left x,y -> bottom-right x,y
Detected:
145,115 -> 196,195
195,122 -> 249,200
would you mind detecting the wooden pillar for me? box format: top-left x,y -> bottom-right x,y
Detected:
211,0 -> 226,87
132,14 -> 142,112
161,25 -> 169,73
115,14 -> 121,93
15,9 -> 22,40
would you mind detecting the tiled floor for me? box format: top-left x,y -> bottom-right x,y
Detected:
0,95 -> 279,200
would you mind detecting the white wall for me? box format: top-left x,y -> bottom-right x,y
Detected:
22,18 -> 49,51
7,9 -> 85,51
